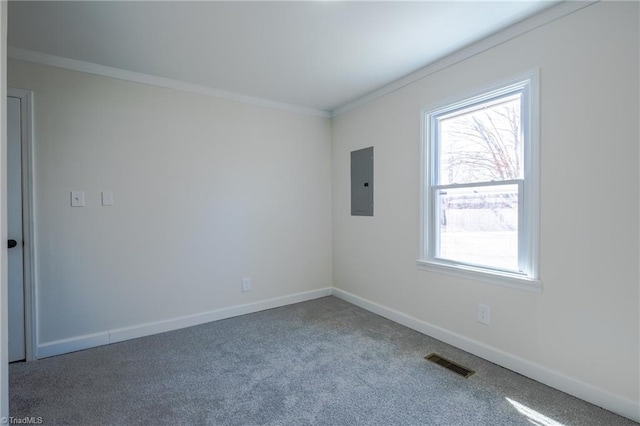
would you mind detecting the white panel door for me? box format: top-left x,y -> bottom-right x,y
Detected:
7,95 -> 25,362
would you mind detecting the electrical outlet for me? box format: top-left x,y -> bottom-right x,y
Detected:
242,277 -> 251,292
477,303 -> 490,325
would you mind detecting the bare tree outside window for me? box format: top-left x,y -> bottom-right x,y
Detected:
435,94 -> 523,270
439,95 -> 522,185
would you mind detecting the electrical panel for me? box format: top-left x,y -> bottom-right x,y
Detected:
351,147 -> 374,216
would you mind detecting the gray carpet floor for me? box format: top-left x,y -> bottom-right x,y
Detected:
9,296 -> 637,425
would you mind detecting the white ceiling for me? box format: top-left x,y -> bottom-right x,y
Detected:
8,1 -> 558,113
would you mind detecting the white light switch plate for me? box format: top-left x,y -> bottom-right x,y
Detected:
70,191 -> 85,207
101,191 -> 114,206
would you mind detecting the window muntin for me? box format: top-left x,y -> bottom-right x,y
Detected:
421,76 -> 539,287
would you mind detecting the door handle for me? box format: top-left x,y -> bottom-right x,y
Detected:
8,239 -> 17,249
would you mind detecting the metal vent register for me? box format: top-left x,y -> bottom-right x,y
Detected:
425,353 -> 475,378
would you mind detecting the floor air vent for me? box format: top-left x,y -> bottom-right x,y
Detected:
425,353 -> 475,378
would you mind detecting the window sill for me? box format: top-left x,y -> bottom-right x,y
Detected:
416,260 -> 542,293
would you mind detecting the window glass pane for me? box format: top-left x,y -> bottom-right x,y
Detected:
437,94 -> 522,185
436,184 -> 518,271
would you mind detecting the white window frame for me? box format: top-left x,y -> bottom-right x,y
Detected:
418,71 -> 541,293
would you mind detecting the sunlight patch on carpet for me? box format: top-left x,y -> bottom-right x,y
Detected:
506,397 -> 565,426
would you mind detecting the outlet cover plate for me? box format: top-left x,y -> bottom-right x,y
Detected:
477,303 -> 490,325
242,278 -> 251,292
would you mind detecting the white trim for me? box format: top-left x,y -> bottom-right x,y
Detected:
7,2 -> 595,121
109,287 -> 332,344
526,69 -> 541,281
7,47 -> 331,119
331,288 -> 640,423
28,285 -> 640,422
419,71 -> 540,289
36,287 -> 332,359
7,88 -> 37,362
0,1 -> 8,420
416,260 -> 542,293
37,332 -> 110,359
331,1 -> 596,117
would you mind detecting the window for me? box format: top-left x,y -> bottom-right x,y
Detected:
418,74 -> 540,291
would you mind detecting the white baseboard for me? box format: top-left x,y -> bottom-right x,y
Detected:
331,288 -> 640,423
37,332 -> 109,359
36,287 -> 332,359
33,286 -> 640,422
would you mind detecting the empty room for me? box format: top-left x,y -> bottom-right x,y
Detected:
0,1 -> 638,424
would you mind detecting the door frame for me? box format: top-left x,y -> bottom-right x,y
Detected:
7,87 -> 35,362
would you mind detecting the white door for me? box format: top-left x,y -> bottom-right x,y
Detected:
7,95 -> 25,362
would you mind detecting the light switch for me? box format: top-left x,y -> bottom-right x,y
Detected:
101,191 -> 114,206
70,191 -> 85,207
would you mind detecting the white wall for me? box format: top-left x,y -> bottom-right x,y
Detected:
332,1 -> 639,419
7,59 -> 333,351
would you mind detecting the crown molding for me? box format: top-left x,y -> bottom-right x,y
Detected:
331,1 -> 598,117
7,47 -> 331,119
7,1 -> 597,120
